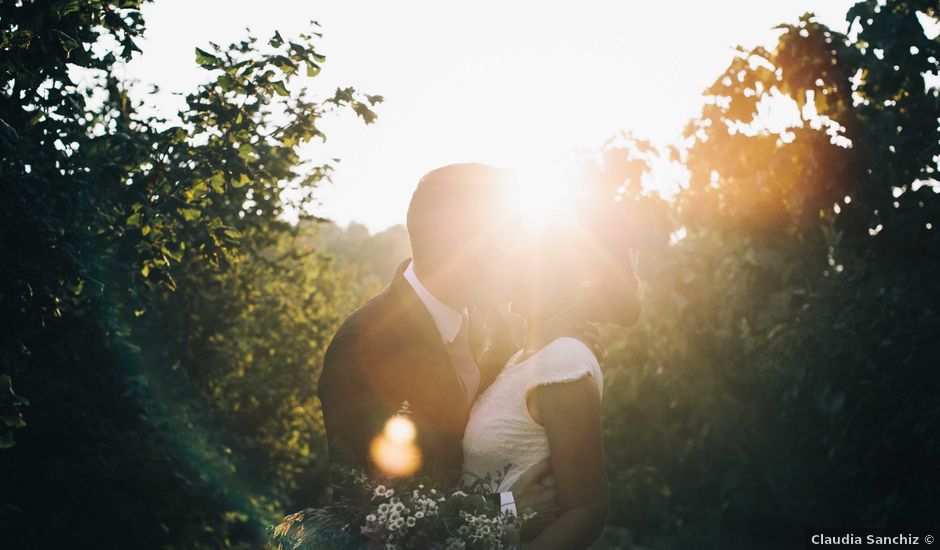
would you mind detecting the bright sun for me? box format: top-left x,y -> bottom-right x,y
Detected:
508,164 -> 579,230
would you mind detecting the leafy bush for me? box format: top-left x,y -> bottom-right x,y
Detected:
0,1 -> 379,546
595,3 -> 940,544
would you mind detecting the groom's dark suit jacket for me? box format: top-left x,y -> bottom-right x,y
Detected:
318,259 -> 519,486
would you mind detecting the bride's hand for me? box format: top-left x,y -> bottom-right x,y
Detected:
501,525 -> 521,548
510,458 -> 559,541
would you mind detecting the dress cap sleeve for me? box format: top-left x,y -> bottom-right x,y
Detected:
521,337 -> 603,399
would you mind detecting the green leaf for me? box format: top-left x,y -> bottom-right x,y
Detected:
189,181 -> 208,200
195,47 -> 220,67
333,87 -> 354,103
352,101 -> 377,124
272,81 -> 290,97
55,31 -> 80,56
2,413 -> 26,429
210,172 -> 225,193
217,74 -> 236,91
179,208 -> 201,221
238,144 -> 257,162
55,0 -> 81,17
0,119 -> 20,143
306,62 -> 321,77
126,212 -> 141,227
233,173 -> 251,188
161,245 -> 181,262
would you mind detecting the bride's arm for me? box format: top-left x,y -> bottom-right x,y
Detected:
524,376 -> 608,550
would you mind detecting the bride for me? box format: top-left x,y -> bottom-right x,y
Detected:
463,204 -> 641,549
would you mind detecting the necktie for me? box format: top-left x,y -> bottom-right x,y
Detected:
446,312 -> 480,406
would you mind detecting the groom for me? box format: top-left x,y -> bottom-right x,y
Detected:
318,163 -> 555,519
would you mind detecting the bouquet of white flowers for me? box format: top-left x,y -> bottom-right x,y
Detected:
271,469 -> 526,550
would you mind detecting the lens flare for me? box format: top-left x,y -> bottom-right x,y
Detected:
508,165 -> 577,231
384,415 -> 417,443
370,415 -> 421,478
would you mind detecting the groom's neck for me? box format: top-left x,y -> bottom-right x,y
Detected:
412,260 -> 468,311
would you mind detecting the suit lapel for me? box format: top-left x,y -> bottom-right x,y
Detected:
385,260 -> 468,430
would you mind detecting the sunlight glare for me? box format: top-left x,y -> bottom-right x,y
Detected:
509,164 -> 579,231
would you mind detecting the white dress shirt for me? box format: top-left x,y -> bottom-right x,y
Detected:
403,261 -> 466,343
403,261 -> 481,403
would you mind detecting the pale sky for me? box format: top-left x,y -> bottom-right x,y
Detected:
125,1 -> 856,232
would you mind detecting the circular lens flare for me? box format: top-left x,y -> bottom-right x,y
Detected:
370,415 -> 421,478
384,416 -> 417,443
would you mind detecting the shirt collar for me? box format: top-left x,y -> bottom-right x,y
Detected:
403,260 -> 465,343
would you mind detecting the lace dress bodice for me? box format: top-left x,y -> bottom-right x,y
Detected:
462,336 -> 603,492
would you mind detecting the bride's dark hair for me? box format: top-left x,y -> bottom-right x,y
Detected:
579,200 -> 641,326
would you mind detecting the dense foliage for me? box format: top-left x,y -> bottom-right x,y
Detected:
593,1 -> 940,546
1,0 -> 937,549
0,0 -> 379,547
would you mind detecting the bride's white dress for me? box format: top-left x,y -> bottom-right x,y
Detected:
462,336 -> 603,492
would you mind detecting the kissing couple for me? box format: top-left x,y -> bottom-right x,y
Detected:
318,162 -> 641,548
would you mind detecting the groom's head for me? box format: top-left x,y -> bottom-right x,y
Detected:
407,163 -> 520,309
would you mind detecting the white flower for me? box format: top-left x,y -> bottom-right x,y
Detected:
366,514 -> 376,523
414,511 -> 424,519
406,516 -> 416,527
374,485 -> 387,497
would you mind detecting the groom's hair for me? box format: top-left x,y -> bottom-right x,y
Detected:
407,163 -> 510,269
